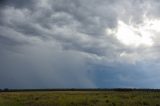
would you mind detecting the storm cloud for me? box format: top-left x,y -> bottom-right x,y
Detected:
0,0 -> 160,88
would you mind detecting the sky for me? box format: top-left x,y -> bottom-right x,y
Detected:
0,0 -> 160,89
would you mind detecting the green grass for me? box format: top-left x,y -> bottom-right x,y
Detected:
0,91 -> 160,106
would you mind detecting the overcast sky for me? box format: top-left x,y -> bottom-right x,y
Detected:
1,0 -> 160,89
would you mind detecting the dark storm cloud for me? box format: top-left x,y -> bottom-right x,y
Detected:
1,0 -> 160,88
0,0 -> 34,8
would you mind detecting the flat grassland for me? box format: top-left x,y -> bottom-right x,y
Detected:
0,91 -> 160,106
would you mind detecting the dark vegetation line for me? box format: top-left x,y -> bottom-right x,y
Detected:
1,88 -> 160,92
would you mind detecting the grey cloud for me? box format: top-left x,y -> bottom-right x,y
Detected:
1,0 -> 160,88
0,0 -> 34,9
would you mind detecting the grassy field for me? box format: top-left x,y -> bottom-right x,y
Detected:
0,91 -> 160,106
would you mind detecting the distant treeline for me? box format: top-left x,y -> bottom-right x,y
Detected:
1,88 -> 160,92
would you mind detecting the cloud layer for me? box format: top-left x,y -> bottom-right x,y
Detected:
0,0 -> 160,88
